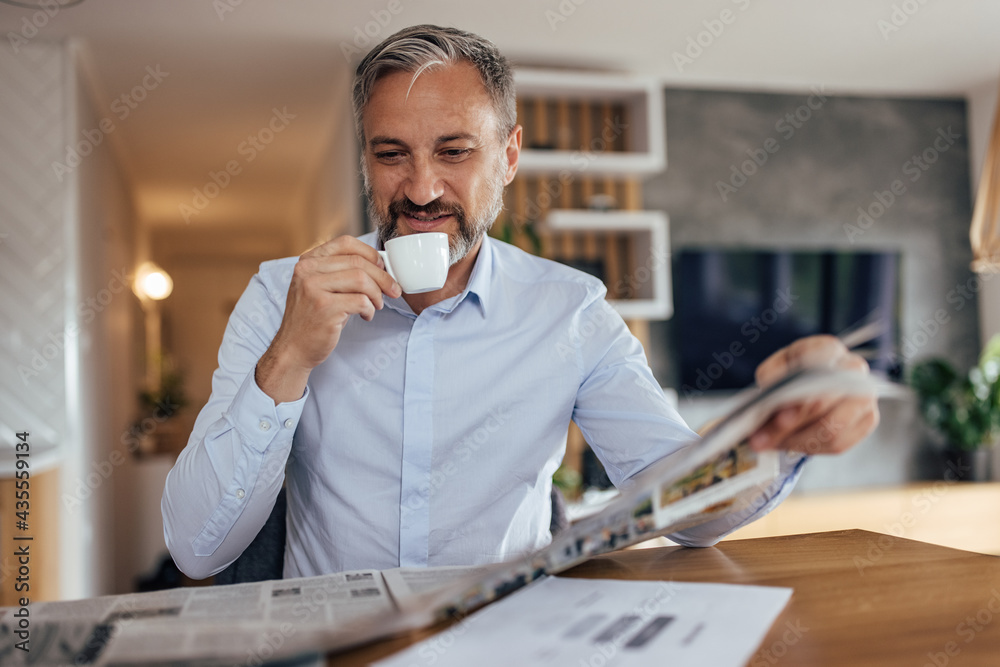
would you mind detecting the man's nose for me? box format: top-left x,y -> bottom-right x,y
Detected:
403,157 -> 444,206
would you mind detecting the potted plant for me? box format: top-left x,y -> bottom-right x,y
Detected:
909,335 -> 1000,481
133,354 -> 189,458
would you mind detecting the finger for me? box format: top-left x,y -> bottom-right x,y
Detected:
749,405 -> 805,451
302,235 -> 387,271
753,395 -> 879,454
298,253 -> 401,299
749,390 -> 865,450
328,292 -> 378,323
785,396 -> 879,455
835,352 -> 871,374
309,265 -> 398,311
749,395 -> 840,450
749,351 -> 872,450
755,335 -> 849,387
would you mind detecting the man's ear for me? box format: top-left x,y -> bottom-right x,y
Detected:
503,125 -> 522,185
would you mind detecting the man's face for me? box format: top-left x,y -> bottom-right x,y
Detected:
362,62 -> 519,265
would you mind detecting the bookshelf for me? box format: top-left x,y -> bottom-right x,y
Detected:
544,210 -> 671,320
513,68 -> 666,176
501,67 -> 671,324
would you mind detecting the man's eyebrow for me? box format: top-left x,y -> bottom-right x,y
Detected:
368,136 -> 408,149
368,133 -> 481,149
437,133 -> 479,143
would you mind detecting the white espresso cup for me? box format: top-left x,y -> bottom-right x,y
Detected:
378,232 -> 449,294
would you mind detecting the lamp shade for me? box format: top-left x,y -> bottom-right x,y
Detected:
135,262 -> 173,300
971,83 -> 1000,273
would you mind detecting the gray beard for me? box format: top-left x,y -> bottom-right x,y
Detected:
365,155 -> 507,266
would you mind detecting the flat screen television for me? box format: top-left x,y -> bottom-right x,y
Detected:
655,248 -> 900,395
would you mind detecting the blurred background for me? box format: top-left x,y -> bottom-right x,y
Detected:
1,0 -> 999,601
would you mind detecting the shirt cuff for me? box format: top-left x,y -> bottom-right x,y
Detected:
668,450 -> 809,547
753,450 -> 809,518
778,450 -> 809,481
225,369 -> 309,454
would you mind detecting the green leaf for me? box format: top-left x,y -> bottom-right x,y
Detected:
909,354 -> 999,450
980,333 -> 1000,367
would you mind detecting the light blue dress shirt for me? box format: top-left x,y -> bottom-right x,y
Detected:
162,234 -> 805,580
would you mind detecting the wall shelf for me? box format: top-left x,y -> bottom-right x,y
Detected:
514,68 -> 666,177
543,210 -> 672,320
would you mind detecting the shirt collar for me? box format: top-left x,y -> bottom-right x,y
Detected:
459,235 -> 493,318
429,235 -> 492,318
375,233 -> 493,319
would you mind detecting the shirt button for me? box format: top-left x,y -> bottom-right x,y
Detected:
283,418 -> 294,429
259,420 -> 271,431
235,489 -> 245,499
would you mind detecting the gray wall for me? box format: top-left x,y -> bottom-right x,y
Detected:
644,88 -> 978,490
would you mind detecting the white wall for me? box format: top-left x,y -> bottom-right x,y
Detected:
69,41 -> 138,598
968,78 -> 1000,346
0,40 -> 71,596
0,39 -> 136,600
304,65 -> 362,248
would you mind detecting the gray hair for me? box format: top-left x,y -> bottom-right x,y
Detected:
352,24 -> 517,146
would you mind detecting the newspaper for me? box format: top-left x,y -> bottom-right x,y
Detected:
0,570 -> 406,665
23,569 -> 393,625
0,367 -> 890,665
0,568 -> 452,665
382,565 -> 498,612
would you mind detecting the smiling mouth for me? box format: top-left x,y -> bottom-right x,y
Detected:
406,213 -> 451,222
401,212 -> 455,230
388,198 -> 462,232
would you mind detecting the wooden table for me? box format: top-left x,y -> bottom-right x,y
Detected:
333,530 -> 1000,666
726,482 -> 1000,556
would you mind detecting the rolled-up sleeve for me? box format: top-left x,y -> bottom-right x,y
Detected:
668,452 -> 808,546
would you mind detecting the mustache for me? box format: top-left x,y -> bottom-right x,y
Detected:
388,198 -> 465,220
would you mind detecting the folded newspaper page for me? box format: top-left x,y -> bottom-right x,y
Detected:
0,569 -> 410,665
0,368 -> 888,664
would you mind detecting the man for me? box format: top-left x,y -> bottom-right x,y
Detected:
162,25 -> 878,580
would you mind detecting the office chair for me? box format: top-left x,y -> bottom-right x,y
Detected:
214,487 -> 288,585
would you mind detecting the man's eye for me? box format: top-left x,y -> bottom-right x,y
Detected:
442,148 -> 471,159
375,151 -> 404,161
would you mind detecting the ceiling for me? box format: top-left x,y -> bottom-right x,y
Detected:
2,0 -> 999,230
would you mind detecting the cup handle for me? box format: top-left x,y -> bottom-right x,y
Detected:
377,250 -> 396,282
